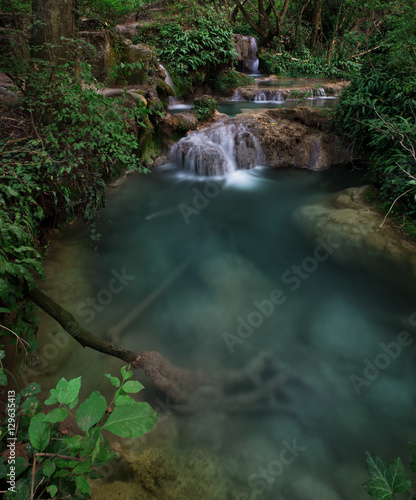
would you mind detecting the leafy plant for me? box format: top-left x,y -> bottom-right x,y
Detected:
0,354 -> 158,499
193,96 -> 217,121
364,450 -> 413,500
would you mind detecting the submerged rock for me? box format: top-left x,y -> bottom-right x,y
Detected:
295,185 -> 416,276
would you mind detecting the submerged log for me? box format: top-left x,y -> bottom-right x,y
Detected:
28,287 -> 301,413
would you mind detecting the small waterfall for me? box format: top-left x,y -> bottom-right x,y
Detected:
314,87 -> 326,97
170,122 -> 262,176
254,90 -> 284,102
248,37 -> 259,74
233,35 -> 261,76
159,63 -> 178,107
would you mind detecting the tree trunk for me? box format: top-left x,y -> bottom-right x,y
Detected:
31,0 -> 76,65
309,0 -> 322,53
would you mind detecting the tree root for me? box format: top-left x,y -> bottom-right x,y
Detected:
29,287 -> 301,414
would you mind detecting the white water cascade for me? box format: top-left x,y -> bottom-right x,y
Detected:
254,90 -> 284,102
170,122 -> 263,176
159,63 -> 178,107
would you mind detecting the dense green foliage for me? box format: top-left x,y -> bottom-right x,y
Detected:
0,357 -> 158,499
134,1 -> 236,94
258,47 -> 361,79
193,95 -> 217,121
335,0 -> 416,230
210,69 -> 255,95
1,46 -> 149,346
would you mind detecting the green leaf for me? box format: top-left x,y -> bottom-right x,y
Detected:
0,370 -> 7,386
104,374 -> 120,388
114,394 -> 135,406
4,479 -> 30,500
29,413 -> 51,452
103,402 -> 158,438
44,388 -> 58,405
120,366 -> 132,381
53,469 -> 69,478
75,475 -> 91,496
364,452 -> 411,500
73,459 -> 92,475
121,380 -> 144,394
14,457 -> 28,476
57,376 -> 82,405
0,350 -> 5,361
43,460 -> 56,478
21,396 -> 41,417
43,408 -> 69,423
76,391 -> 107,433
21,382 -> 41,397
47,485 -> 58,498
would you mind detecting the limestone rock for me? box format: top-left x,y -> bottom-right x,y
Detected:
295,185 -> 416,276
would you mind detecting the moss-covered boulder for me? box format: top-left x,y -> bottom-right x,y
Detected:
210,69 -> 255,96
193,95 -> 216,121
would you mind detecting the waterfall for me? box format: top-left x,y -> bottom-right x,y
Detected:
248,37 -> 259,74
315,87 -> 326,97
170,122 -> 263,176
233,35 -> 261,76
254,90 -> 284,102
159,63 -> 178,107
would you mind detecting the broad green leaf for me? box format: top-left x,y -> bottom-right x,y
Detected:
0,370 -> 7,386
57,376 -> 82,405
47,485 -> 58,498
0,350 -> 5,361
21,382 -> 41,397
14,457 -> 28,476
104,374 -> 120,388
53,469 -> 69,478
21,396 -> 41,416
73,459 -> 92,475
43,408 -> 69,423
43,460 -> 56,478
91,435 -> 102,463
120,365 -> 132,381
122,380 -> 144,394
75,475 -> 91,496
103,402 -> 158,438
364,452 -> 411,500
44,388 -> 58,405
114,394 -> 135,406
76,391 -> 107,433
29,413 -> 51,452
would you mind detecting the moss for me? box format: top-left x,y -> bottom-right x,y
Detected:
210,69 -> 255,95
193,95 -> 216,121
131,449 -> 177,493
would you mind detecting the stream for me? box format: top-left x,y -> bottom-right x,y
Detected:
36,158 -> 416,499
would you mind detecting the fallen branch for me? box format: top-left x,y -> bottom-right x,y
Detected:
28,287 -> 300,412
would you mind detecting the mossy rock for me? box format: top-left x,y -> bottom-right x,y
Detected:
155,77 -> 175,98
211,69 -> 255,95
193,95 -> 216,121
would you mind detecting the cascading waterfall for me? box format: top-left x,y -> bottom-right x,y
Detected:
159,63 -> 178,107
170,122 -> 263,176
254,90 -> 284,102
247,36 -> 259,74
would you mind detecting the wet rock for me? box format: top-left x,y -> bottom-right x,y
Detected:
295,185 -> 416,276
